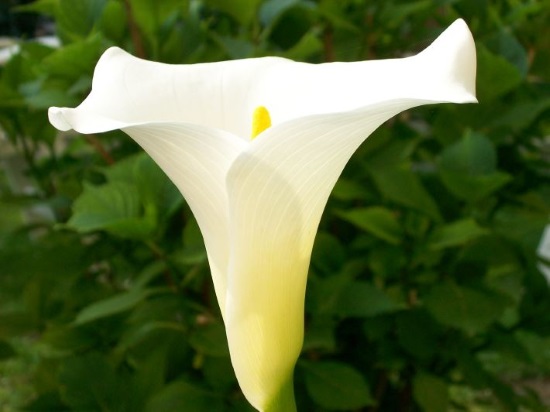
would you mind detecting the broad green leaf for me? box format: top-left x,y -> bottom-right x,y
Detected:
303,361 -> 374,410
98,0 -> 127,42
18,392 -> 66,411
67,181 -> 156,239
439,132 -> 511,201
440,132 -> 497,175
302,316 -> 337,352
332,178 -> 371,201
42,325 -> 99,352
211,35 -> 254,59
307,272 -> 352,314
144,381 -> 224,412
428,218 -> 488,250
203,0 -> 262,25
134,154 -> 183,221
0,312 -> 36,339
25,87 -> 83,110
379,0 -> 432,28
0,340 -> 16,360
42,34 -> 103,79
413,372 -> 449,412
333,281 -> 403,317
424,281 -> 510,334
259,0 -> 299,26
485,30 -> 528,77
280,29 -> 323,61
439,171 -> 511,202
318,0 -> 359,32
311,232 -> 346,274
57,0 -> 108,41
487,98 -> 550,132
189,321 -> 230,357
102,152 -> 182,223
74,288 -> 153,325
337,206 -> 403,244
396,310 -> 440,360
202,356 -> 237,390
13,0 -> 57,15
367,245 -> 406,278
117,320 -> 187,353
59,353 -> 130,411
370,165 -> 441,221
476,45 -> 523,100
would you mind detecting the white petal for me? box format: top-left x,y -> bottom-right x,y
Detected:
223,19 -> 476,409
49,20 -> 474,138
258,19 -> 476,125
123,123 -> 246,316
48,47 -> 290,136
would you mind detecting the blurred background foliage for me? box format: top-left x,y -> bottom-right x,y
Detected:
0,0 -> 549,411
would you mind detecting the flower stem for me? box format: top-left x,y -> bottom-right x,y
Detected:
263,378 -> 296,412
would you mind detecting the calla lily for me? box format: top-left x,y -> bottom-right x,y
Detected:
49,19 -> 476,412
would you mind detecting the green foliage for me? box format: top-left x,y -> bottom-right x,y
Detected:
1,0 -> 549,411
302,361 -> 374,409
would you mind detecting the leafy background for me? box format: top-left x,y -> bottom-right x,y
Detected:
0,0 -> 549,411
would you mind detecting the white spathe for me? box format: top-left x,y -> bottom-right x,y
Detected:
49,19 -> 476,412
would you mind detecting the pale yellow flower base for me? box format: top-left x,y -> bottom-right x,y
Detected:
263,378 -> 296,412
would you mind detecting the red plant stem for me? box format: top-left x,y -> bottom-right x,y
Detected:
84,134 -> 115,165
122,0 -> 146,58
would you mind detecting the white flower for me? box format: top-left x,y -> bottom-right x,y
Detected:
49,19 -> 476,412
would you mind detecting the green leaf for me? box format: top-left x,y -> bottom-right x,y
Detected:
98,1 -> 128,43
59,353 -> 130,411
280,28 -> 323,61
332,178 -> 371,201
204,0 -> 262,25
487,97 -> 550,132
259,0 -> 299,26
476,45 -> 523,100
428,218 -> 489,250
379,0 -> 432,28
211,35 -> 254,59
367,245 -> 406,278
424,281 -> 510,334
440,171 -> 511,203
144,381 -> 224,412
440,132 -> 497,175
370,165 -> 441,221
189,322 -> 230,357
337,206 -> 403,244
0,312 -> 36,339
13,0 -> 57,15
413,372 -> 449,412
57,0 -> 108,41
438,131 -> 512,201
318,0 -> 359,32
74,288 -> 153,325
303,361 -> 374,410
311,232 -> 346,274
67,181 -> 156,239
135,154 -> 183,222
202,356 -> 237,390
485,30 -> 528,77
302,317 -> 337,352
128,0 -> 188,56
42,35 -> 103,79
42,325 -> 99,352
333,281 -> 403,318
0,340 -> 16,360
396,310 -> 440,360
